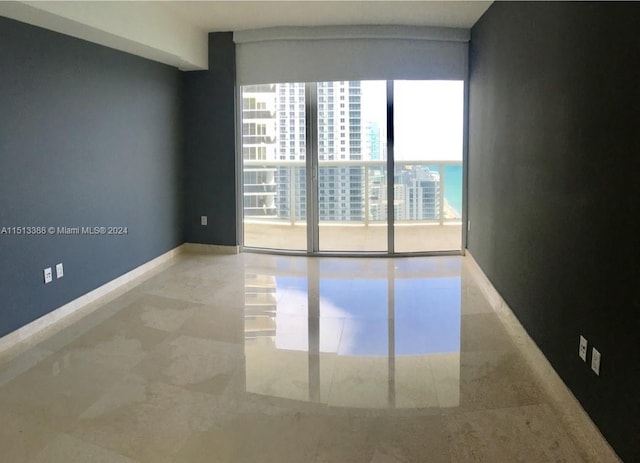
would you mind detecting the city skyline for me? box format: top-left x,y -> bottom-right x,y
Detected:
241,81 -> 461,223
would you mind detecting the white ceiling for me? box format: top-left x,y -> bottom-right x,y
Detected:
164,1 -> 493,31
0,1 -> 492,70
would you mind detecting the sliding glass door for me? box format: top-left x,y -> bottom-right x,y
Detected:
242,83 -> 307,251
393,81 -> 464,253
241,80 -> 463,255
317,81 -> 388,252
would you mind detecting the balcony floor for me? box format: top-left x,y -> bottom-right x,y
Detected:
244,222 -> 463,253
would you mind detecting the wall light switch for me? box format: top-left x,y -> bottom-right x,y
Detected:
44,267 -> 53,284
591,348 -> 601,376
56,263 -> 64,279
201,215 -> 208,226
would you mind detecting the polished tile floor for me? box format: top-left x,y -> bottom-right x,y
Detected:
0,253 -> 619,462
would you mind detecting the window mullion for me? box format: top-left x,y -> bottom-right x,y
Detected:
386,80 -> 395,254
306,83 -> 319,253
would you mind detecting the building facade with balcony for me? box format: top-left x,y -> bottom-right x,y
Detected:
243,81 -> 364,223
242,84 -> 278,218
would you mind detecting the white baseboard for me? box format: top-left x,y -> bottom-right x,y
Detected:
183,243 -> 239,254
464,250 -> 621,463
0,244 -> 186,357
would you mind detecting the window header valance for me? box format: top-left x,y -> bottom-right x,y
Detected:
233,25 -> 470,44
234,26 -> 469,85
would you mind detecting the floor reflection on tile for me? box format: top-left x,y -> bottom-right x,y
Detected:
0,252 -> 619,463
243,255 -> 462,409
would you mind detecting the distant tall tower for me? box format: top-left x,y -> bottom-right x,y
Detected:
274,83 -> 307,220
365,121 -> 381,161
317,81 -> 363,221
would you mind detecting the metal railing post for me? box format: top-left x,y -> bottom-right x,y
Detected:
364,167 -> 369,227
439,163 -> 445,226
290,165 -> 296,225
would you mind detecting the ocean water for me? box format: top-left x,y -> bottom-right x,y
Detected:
443,165 -> 463,216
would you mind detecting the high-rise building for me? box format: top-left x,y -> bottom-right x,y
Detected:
274,83 -> 306,221
243,81 -> 363,222
242,84 -> 278,218
369,167 -> 441,221
401,166 -> 440,220
317,81 -> 363,221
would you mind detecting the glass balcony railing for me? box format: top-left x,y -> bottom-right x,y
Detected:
243,160 -> 462,226
243,135 -> 276,145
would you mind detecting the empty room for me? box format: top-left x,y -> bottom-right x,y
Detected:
0,1 -> 637,462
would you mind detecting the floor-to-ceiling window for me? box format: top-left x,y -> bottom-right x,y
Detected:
240,80 -> 463,254
393,80 -> 464,253
235,25 -> 469,255
242,83 -> 307,251
317,80 -> 388,252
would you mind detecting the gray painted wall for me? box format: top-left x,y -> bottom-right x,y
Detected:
468,3 -> 639,461
0,16 -> 183,337
182,33 -> 237,246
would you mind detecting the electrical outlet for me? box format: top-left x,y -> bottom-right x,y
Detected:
44,267 -> 53,284
579,335 -> 588,362
591,348 -> 601,375
201,215 -> 208,226
56,263 -> 64,279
